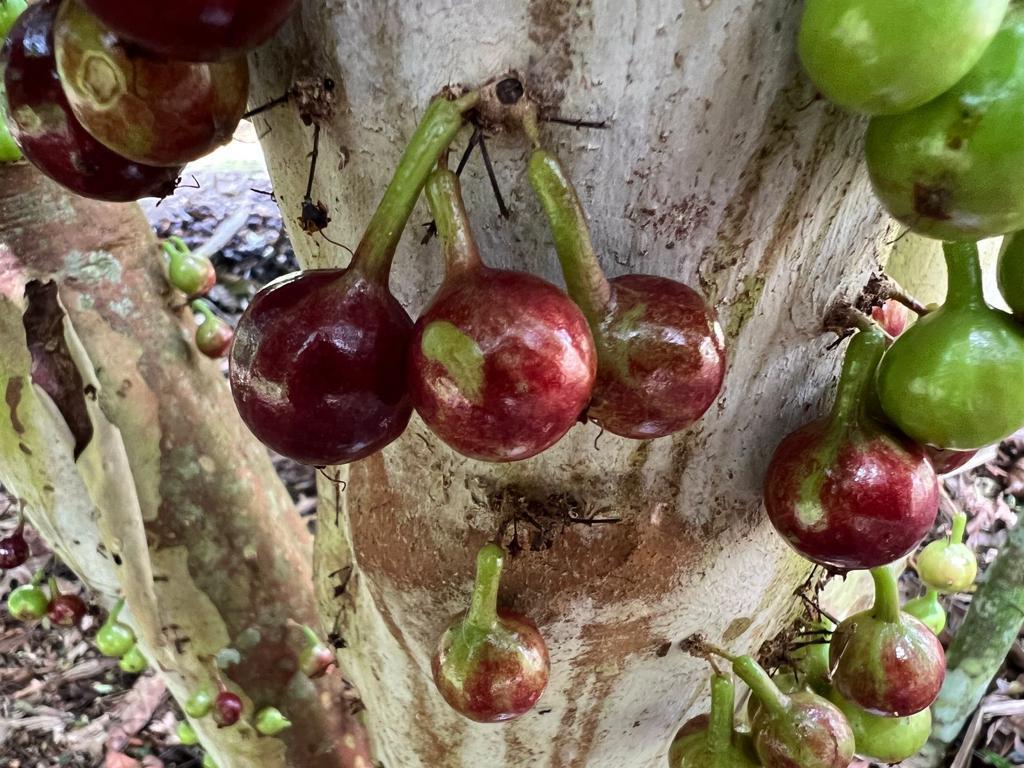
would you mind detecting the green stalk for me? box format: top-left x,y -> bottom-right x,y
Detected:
831,326 -> 886,424
465,543 -> 504,632
707,672 -> 736,764
424,169 -> 483,277
917,502 -> 1024,765
951,511 -> 968,545
353,92 -> 479,284
527,148 -> 612,326
942,241 -> 985,308
191,300 -> 216,323
731,655 -> 790,718
162,236 -> 190,262
107,598 -> 124,624
870,566 -> 902,623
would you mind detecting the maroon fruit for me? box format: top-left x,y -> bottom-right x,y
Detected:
0,524 -> 28,569
192,300 -> 234,359
432,543 -> 549,723
408,168 -> 596,461
54,0 -> 249,167
764,327 -> 939,571
926,446 -> 979,476
47,593 -> 87,627
81,0 -> 299,62
1,1 -> 180,201
830,566 -> 945,716
528,147 -> 725,439
213,689 -> 243,727
230,92 -> 479,466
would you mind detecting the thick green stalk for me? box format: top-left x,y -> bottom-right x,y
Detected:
916,508 -> 1024,765
942,241 -> 985,308
831,327 -> 886,424
707,673 -> 736,764
870,566 -> 902,623
951,511 -> 968,545
465,543 -> 504,632
731,655 -> 789,717
424,169 -> 483,277
353,92 -> 479,284
527,148 -> 612,325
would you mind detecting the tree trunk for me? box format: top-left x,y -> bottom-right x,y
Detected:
248,2 -> 899,766
0,165 -> 369,768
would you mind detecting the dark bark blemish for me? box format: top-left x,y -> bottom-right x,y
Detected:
6,377 -> 25,435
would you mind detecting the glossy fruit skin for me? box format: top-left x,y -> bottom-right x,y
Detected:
917,540 -> 978,593
830,609 -> 944,716
81,0 -> 299,61
903,590 -> 947,635
118,644 -> 148,673
0,529 -> 28,569
409,268 -> 596,461
7,584 -> 48,620
587,275 -> 725,439
432,608 -> 549,723
166,239 -> 217,296
48,593 -> 87,627
213,691 -> 243,727
828,687 -> 931,763
866,11 -> 1024,240
230,269 -> 413,467
998,231 -> 1024,318
669,729 -> 759,767
799,0 -> 1009,116
876,258 -> 1024,451
1,2 -> 181,201
927,447 -> 978,476
196,317 -> 234,359
750,689 -> 855,768
54,0 -> 249,167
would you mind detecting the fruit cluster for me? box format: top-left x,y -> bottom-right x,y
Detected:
0,0 -> 299,200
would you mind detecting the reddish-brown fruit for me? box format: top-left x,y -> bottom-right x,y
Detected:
214,690 -> 243,727
926,446 -> 978,476
408,170 -> 596,461
0,527 -> 29,569
47,594 -> 87,627
765,328 -> 938,571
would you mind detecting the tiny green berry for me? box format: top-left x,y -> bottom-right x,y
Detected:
255,706 -> 292,736
7,583 -> 48,621
96,600 -> 136,657
176,720 -> 199,746
185,689 -> 213,718
119,645 -> 148,673
202,754 -> 219,768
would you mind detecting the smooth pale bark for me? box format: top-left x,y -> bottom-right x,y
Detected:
0,165 -> 370,768
250,2 -> 905,766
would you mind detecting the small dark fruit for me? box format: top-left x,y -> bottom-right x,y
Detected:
54,0 -> 250,167
408,167 -> 596,461
432,543 -> 549,723
81,0 -> 300,61
213,689 -> 243,727
47,593 -> 87,627
530,147 -> 725,439
765,327 -> 938,570
0,524 -> 29,569
830,566 -> 945,716
1,1 -> 181,201
230,93 -> 479,466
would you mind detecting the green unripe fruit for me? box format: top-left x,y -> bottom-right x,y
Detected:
918,540 -> 978,593
96,600 -> 136,657
998,232 -> 1024,319
254,706 -> 292,736
0,0 -> 28,35
7,583 -> 48,620
828,688 -> 932,763
119,645 -> 148,673
176,721 -> 198,746
903,590 -> 947,635
164,237 -> 216,296
202,755 -> 219,768
185,689 -> 213,718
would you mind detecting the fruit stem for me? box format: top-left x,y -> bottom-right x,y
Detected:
300,623 -> 321,648
942,241 -> 985,308
107,598 -> 124,625
30,569 -> 45,587
730,655 -> 790,717
425,169 -> 484,277
161,236 -> 190,263
707,672 -> 736,760
951,512 -> 968,545
528,147 -> 613,326
353,91 -> 480,285
465,543 -> 505,633
831,326 -> 886,424
191,299 -> 216,323
870,566 -> 902,623
48,576 -> 60,599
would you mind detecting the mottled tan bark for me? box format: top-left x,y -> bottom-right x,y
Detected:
0,164 -> 370,768
247,2 -> 900,766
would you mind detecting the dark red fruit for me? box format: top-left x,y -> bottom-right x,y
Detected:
48,593 -> 87,627
54,0 -> 249,167
529,148 -> 725,439
0,525 -> 29,569
213,690 -> 243,727
1,2 -> 180,201
81,0 -> 300,62
432,543 -> 549,723
764,327 -> 938,571
230,93 -> 479,466
926,446 -> 978,476
830,566 -> 945,717
408,168 -> 595,461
